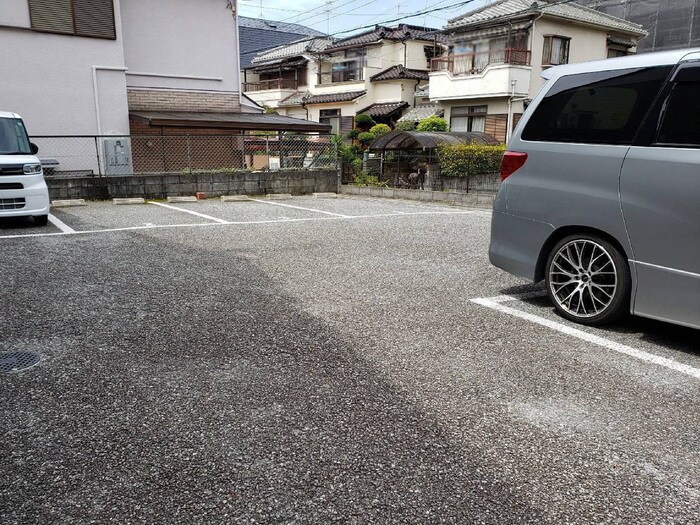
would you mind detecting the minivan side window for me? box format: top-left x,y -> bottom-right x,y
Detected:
522,67 -> 672,145
656,82 -> 700,147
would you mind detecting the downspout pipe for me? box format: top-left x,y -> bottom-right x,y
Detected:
92,65 -> 129,136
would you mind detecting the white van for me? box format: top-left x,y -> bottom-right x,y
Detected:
0,112 -> 49,226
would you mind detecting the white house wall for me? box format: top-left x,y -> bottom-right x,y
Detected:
120,0 -> 239,94
529,17 -> 618,94
4,0 -> 30,26
0,0 -> 130,136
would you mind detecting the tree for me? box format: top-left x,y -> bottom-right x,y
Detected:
355,113 -> 376,131
417,116 -> 448,132
369,123 -> 391,139
395,120 -> 417,132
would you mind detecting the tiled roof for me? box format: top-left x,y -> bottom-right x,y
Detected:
357,101 -> 409,117
370,65 -> 429,82
447,0 -> 646,35
278,90 -> 366,106
303,91 -> 366,105
251,37 -> 333,65
238,17 -> 326,35
326,24 -> 443,51
397,103 -> 443,123
278,91 -> 306,107
239,17 -> 326,69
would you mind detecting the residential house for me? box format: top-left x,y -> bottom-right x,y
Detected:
581,0 -> 697,52
239,16 -> 325,70
244,25 -> 447,132
429,0 -> 646,142
0,0 -> 327,138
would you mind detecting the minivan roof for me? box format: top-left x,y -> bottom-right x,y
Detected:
542,48 -> 700,81
0,112 -> 21,119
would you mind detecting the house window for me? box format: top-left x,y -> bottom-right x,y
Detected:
607,47 -> 629,58
320,109 -> 341,134
28,0 -> 116,39
331,49 -> 365,83
451,105 -> 487,132
543,36 -> 570,66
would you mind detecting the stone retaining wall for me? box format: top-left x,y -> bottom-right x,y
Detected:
46,170 -> 338,200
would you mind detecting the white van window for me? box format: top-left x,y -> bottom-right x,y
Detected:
0,118 -> 32,155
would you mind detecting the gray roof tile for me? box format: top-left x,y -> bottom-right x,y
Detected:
447,0 -> 646,35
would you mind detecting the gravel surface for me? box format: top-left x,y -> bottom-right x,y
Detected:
1,197 -> 698,524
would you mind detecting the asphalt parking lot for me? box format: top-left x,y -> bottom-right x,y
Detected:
1,196 -> 698,524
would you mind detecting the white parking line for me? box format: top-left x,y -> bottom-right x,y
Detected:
148,201 -> 229,224
0,209 -> 476,240
471,295 -> 700,380
249,198 -> 352,218
48,214 -> 75,233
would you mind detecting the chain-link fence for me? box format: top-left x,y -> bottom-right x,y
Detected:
345,150 -> 502,193
31,134 -> 338,178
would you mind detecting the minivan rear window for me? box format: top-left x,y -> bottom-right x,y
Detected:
522,66 -> 672,145
656,81 -> 700,146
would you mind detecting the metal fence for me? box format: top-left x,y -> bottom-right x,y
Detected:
31,133 -> 338,178
346,150 -> 502,193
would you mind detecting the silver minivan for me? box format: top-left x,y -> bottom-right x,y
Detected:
490,49 -> 700,329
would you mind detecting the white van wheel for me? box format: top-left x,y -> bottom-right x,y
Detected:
33,215 -> 48,226
545,234 -> 630,326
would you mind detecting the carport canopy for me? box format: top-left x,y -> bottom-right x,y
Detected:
129,111 -> 331,132
369,130 -> 501,151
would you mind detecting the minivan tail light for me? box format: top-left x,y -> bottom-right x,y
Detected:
500,152 -> 528,181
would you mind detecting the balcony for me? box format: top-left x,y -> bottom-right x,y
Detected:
431,48 -> 531,75
243,78 -> 299,92
429,50 -> 532,102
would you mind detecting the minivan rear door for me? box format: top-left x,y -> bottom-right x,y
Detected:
620,61 -> 700,329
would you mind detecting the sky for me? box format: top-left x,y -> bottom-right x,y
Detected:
237,0 -> 490,37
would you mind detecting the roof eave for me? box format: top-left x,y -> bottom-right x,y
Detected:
539,12 -> 647,37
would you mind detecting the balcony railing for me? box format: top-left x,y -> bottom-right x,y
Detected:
431,48 -> 531,75
243,78 -> 299,91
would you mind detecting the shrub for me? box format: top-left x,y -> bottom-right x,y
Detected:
357,131 -> 375,145
416,116 -> 448,132
352,158 -> 363,175
437,143 -> 507,178
346,129 -> 360,140
353,170 -> 385,187
369,123 -> 391,138
395,120 -> 417,132
355,113 -> 376,130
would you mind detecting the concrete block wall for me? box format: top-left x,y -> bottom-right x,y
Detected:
47,170 -> 338,200
340,185 -> 496,208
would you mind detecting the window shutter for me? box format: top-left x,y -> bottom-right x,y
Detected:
340,116 -> 354,132
73,0 -> 116,39
28,0 -> 116,39
73,0 -> 117,38
28,0 -> 74,34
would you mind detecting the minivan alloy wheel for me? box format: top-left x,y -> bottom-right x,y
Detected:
547,237 -> 626,323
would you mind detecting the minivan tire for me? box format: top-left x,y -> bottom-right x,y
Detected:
33,215 -> 48,226
545,234 -> 631,326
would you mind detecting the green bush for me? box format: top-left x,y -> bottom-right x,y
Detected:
355,113 -> 376,130
357,131 -> 375,145
416,116 -> 449,132
346,129 -> 361,140
369,123 -> 391,138
353,170 -> 386,187
395,120 -> 416,132
437,143 -> 507,178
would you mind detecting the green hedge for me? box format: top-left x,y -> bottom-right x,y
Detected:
437,144 -> 506,178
